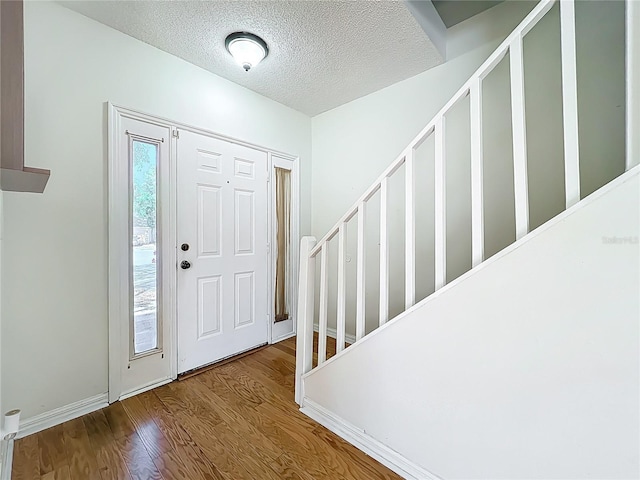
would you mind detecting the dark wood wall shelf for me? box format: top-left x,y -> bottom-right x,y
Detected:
0,0 -> 50,193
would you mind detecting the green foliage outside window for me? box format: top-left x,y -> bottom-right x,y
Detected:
133,141 -> 157,229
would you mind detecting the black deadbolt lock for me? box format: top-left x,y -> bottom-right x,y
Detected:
181,243 -> 189,251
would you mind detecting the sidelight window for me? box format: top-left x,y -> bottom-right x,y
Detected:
131,140 -> 160,356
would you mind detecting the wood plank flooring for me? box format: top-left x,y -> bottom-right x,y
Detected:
12,336 -> 401,480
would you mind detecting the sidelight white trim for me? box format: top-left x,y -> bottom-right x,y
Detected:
109,108 -> 173,401
270,154 -> 301,344
108,104 -> 124,403
118,378 -> 173,402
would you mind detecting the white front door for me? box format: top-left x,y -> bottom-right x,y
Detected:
177,130 -> 269,374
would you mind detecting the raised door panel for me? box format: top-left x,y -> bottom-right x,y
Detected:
197,275 -> 222,339
197,185 -> 222,257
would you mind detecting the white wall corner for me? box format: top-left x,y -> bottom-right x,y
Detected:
404,1 -> 447,60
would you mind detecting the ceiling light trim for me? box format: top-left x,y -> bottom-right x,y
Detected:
225,31 -> 269,72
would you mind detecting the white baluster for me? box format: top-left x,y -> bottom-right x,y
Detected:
470,79 -> 485,268
405,150 -> 416,308
560,0 -> 581,208
510,35 -> 530,240
356,203 -> 366,341
295,236 -> 317,405
317,245 -> 329,365
379,178 -> 389,326
435,116 -> 447,290
336,223 -> 347,352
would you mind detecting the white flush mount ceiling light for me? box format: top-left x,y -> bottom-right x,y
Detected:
225,32 -> 269,72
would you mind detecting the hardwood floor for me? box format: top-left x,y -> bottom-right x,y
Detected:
12,336 -> 400,480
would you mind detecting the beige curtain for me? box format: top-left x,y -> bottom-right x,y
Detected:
274,167 -> 291,322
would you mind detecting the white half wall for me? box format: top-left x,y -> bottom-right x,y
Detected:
1,1 -> 311,421
303,168 -> 640,479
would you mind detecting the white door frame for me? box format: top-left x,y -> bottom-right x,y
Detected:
107,103 -> 300,403
270,153 -> 300,343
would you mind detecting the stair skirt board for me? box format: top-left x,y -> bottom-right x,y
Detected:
16,393 -> 108,439
301,398 -> 441,480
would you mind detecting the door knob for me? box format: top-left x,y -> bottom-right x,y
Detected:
180,260 -> 191,270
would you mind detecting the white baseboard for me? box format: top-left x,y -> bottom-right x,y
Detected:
272,331 -> 296,343
17,393 -> 108,439
313,324 -> 357,345
301,398 -> 441,480
119,377 -> 173,402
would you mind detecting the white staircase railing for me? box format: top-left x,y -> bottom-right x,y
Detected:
295,0 -> 585,404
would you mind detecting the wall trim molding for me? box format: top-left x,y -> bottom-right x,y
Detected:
301,398 -> 441,480
16,394 -> 108,439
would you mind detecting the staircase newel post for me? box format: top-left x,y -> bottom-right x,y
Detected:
295,236 -> 317,405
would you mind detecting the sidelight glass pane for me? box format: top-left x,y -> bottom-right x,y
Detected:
131,140 -> 159,355
274,167 -> 291,322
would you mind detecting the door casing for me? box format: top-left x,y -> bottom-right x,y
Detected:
108,103 -> 300,403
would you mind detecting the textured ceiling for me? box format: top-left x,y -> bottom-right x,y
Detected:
60,1 -> 444,116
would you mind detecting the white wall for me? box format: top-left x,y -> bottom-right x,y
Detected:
304,168 -> 640,480
310,1 -> 626,337
1,1 -> 311,420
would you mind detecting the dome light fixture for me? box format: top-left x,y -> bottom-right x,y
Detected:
225,32 -> 269,72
